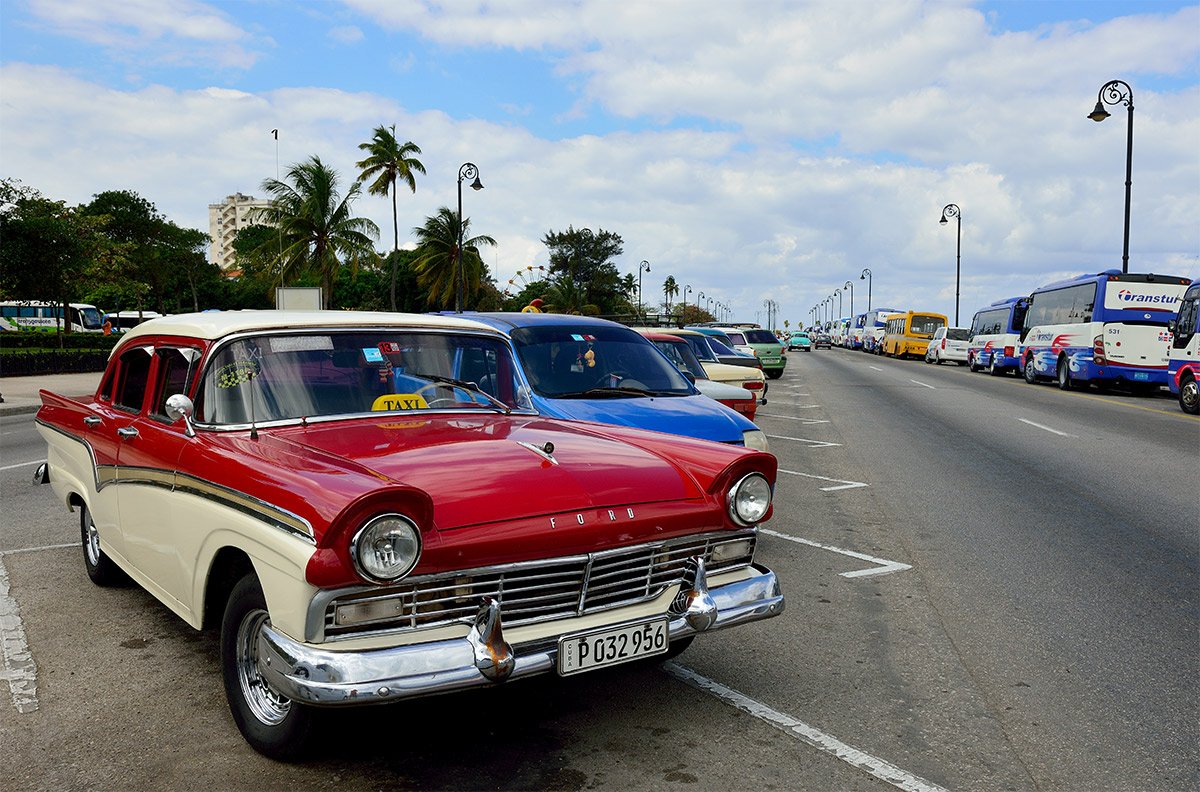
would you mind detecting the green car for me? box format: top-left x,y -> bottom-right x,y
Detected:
714,326 -> 788,379
786,332 -> 812,352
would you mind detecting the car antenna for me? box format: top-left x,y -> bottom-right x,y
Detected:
248,367 -> 259,441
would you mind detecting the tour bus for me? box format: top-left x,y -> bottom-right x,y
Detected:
0,301 -> 103,333
847,313 -> 868,349
862,308 -> 903,353
1166,279 -> 1199,414
967,296 -> 1030,375
882,311 -> 947,359
102,310 -> 164,333
1019,270 -> 1192,391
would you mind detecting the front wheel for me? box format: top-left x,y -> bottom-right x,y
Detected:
81,505 -> 126,586
1023,355 -> 1039,384
1180,375 -> 1199,414
221,574 -> 315,761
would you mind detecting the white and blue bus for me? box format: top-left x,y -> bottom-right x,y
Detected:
967,296 -> 1029,375
1167,279 -> 1199,414
0,301 -> 104,333
847,313 -> 867,349
861,308 -> 902,353
1019,270 -> 1192,390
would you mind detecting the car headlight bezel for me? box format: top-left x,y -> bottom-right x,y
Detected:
727,472 -> 772,526
350,513 -> 422,584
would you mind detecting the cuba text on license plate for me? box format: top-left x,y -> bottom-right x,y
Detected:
557,618 -> 669,676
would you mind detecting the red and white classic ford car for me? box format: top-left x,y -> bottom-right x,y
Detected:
34,311 -> 783,759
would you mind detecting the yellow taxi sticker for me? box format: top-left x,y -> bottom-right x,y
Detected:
371,393 -> 429,411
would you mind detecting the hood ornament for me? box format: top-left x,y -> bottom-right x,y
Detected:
516,440 -> 557,465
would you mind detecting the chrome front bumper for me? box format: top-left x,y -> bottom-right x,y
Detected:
256,562 -> 783,707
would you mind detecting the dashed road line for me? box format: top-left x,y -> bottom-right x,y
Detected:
778,468 -> 867,491
757,413 -> 829,425
761,528 -> 912,578
766,434 -> 841,448
0,555 -> 38,713
1018,418 -> 1075,437
663,663 -> 947,792
0,460 -> 41,472
909,379 -> 936,390
869,365 -> 883,371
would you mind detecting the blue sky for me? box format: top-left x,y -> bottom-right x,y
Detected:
2,0 -> 1197,324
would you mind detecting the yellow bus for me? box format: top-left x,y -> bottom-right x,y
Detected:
882,311 -> 947,359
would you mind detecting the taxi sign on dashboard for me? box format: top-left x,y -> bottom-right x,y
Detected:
371,394 -> 429,411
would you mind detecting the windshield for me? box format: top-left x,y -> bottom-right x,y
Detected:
708,337 -> 739,356
510,324 -> 693,398
77,306 -> 103,330
676,333 -> 717,362
652,338 -> 707,380
198,330 -> 531,424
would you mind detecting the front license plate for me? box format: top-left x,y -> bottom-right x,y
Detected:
1132,372 -> 1149,381
557,618 -> 669,676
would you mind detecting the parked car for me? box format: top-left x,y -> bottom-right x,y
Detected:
924,326 -> 970,365
706,326 -> 788,380
467,313 -> 768,450
654,327 -> 769,401
813,333 -> 833,349
686,326 -> 761,366
786,332 -> 812,352
34,310 -> 785,760
640,331 -> 759,420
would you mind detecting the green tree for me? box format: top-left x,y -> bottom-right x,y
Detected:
662,275 -> 679,314
411,206 -> 496,310
356,125 -> 426,310
542,227 -> 626,314
254,156 -> 380,309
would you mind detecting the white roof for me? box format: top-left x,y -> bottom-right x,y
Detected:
114,310 -> 504,347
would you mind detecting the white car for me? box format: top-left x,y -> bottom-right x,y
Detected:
925,326 -> 970,365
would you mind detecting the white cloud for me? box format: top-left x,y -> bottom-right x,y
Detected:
328,25 -> 364,45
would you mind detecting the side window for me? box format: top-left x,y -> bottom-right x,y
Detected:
151,347 -> 201,420
114,346 -> 154,413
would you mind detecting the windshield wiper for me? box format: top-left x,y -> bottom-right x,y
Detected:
558,386 -> 663,398
410,374 -> 513,414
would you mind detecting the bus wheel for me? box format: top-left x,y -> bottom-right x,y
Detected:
1023,355 -> 1039,384
968,354 -> 981,372
1056,356 -> 1075,390
1180,374 -> 1199,414
988,355 -> 1004,376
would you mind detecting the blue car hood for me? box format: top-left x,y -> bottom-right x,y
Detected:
533,393 -> 753,444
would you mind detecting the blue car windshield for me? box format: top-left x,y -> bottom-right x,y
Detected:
510,325 -> 693,398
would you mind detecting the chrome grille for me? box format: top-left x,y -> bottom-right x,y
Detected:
323,530 -> 756,640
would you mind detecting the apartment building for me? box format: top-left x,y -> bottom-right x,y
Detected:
208,193 -> 273,271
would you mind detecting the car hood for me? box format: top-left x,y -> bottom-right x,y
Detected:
533,393 -> 752,442
262,415 -> 705,530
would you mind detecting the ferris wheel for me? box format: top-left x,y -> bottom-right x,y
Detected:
502,264 -> 549,297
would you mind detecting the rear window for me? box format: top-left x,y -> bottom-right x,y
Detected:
743,329 -> 779,344
947,328 -> 969,341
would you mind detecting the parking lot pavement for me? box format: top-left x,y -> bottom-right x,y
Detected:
0,373 -> 102,416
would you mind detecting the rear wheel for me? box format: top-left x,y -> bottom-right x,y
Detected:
1023,355 -> 1039,384
968,354 -> 981,372
766,369 -> 783,380
988,355 -> 1004,376
221,573 -> 315,760
1056,355 -> 1075,390
1180,374 -> 1199,414
81,505 -> 126,586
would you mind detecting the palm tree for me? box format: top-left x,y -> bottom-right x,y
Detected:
254,156 -> 380,308
411,207 -> 496,309
662,275 -> 679,314
356,125 -> 426,310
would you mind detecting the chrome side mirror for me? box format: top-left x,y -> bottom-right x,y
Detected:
165,394 -> 196,437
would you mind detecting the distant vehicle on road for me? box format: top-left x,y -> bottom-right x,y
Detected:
103,311 -> 164,334
813,333 -> 833,350
0,301 -> 103,333
711,326 -> 788,379
925,327 -> 969,365
1019,270 -> 1192,392
967,296 -> 1029,375
641,331 -> 759,421
786,331 -> 812,351
861,308 -> 904,354
1167,279 -> 1199,413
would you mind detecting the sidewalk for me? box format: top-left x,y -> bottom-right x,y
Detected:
0,372 -> 104,417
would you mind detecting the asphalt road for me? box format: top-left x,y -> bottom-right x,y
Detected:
1,351 -> 1196,791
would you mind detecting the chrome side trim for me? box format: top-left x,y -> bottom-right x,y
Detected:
35,419 -> 105,491
257,564 -> 783,707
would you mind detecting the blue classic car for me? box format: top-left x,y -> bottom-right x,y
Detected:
465,313 -> 769,451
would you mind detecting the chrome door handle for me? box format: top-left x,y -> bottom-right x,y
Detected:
117,427 -> 139,439
83,416 -> 102,427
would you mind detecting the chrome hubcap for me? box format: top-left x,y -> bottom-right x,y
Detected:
1183,380 -> 1198,411
236,609 -> 291,725
85,518 -> 101,566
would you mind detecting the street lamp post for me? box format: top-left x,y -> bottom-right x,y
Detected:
844,280 -> 854,318
683,285 -> 692,316
637,260 -> 651,320
860,268 -> 872,311
939,204 -> 961,325
1089,79 -> 1135,274
707,296 -> 714,316
834,288 -> 843,319
454,162 -> 483,313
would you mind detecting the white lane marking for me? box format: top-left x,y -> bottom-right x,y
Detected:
663,663 -> 947,792
2,543 -> 76,556
757,413 -> 829,425
909,379 -> 936,390
0,556 -> 39,713
766,434 -> 841,448
761,528 -> 912,578
0,460 -> 40,472
1018,418 -> 1075,437
869,366 -> 883,371
779,468 -> 868,491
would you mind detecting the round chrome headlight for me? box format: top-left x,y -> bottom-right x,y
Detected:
351,514 -> 422,583
727,473 -> 772,526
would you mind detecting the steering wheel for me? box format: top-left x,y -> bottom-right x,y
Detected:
414,382 -> 462,408
595,370 -> 649,390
